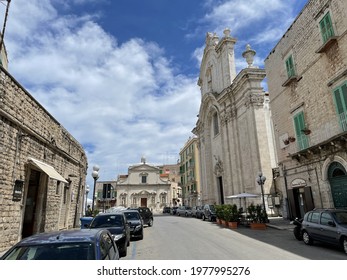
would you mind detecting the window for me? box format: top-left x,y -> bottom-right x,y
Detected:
293,111 -> 309,150
333,81 -> 347,131
320,213 -> 333,226
320,12 -> 334,43
285,55 -> 295,78
141,175 -> 147,184
213,112 -> 219,136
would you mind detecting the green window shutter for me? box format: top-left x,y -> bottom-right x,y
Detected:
285,55 -> 295,78
333,83 -> 347,131
320,12 -> 335,43
294,112 -> 308,150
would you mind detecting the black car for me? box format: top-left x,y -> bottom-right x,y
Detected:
132,207 -> 153,227
202,204 -> 217,222
88,212 -> 130,257
0,228 -> 119,260
163,206 -> 171,214
123,209 -> 144,240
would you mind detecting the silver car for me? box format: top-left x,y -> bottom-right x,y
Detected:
301,208 -> 347,254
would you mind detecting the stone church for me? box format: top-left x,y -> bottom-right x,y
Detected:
193,29 -> 278,212
116,157 -> 174,212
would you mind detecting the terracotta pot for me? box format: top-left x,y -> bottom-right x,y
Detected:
250,223 -> 267,230
228,221 -> 238,229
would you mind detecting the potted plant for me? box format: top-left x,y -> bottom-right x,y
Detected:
228,204 -> 239,229
247,203 -> 267,229
215,205 -> 224,224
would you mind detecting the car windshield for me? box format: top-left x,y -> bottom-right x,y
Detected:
333,211 -> 347,224
124,212 -> 140,220
3,242 -> 95,260
90,215 -> 123,228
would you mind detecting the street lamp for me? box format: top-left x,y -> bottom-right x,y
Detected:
91,165 -> 100,215
85,184 -> 90,215
256,171 -> 266,212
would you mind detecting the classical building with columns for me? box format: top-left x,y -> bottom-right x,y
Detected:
193,29 -> 278,212
116,157 -> 177,212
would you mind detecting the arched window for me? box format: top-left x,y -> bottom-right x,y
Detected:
213,112 -> 219,136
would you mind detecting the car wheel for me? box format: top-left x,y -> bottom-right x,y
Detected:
302,231 -> 313,245
185,213 -> 188,217
148,218 -> 153,227
139,233 -> 144,240
202,214 -> 205,221
342,237 -> 347,254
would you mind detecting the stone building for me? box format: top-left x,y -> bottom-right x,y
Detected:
265,0 -> 347,219
179,136 -> 201,207
0,64 -> 88,252
116,157 -> 174,212
193,29 -> 277,212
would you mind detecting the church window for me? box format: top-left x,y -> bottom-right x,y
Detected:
213,112 -> 219,136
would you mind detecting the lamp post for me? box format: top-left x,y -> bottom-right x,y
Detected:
85,185 -> 90,215
256,171 -> 266,212
91,165 -> 100,215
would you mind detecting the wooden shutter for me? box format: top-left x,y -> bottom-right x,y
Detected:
320,13 -> 334,43
285,55 -> 295,78
294,111 -> 308,150
333,84 -> 347,131
304,187 -> 314,212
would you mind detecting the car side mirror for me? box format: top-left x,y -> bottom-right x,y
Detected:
327,221 -> 336,227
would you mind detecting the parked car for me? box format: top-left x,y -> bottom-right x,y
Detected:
176,206 -> 192,217
202,204 -> 217,222
163,206 -> 171,214
301,208 -> 347,254
88,212 -> 130,257
123,209 -> 144,240
0,228 -> 119,260
191,206 -> 203,219
132,207 -> 153,227
170,206 -> 178,215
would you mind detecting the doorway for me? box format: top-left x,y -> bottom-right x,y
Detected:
22,170 -> 41,238
141,198 -> 147,207
217,176 -> 224,204
328,162 -> 347,208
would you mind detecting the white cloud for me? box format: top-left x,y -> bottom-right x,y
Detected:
5,0 -> 201,185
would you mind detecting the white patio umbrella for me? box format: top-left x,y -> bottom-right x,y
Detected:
225,192 -> 259,209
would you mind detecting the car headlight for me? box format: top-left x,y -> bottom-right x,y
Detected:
113,234 -> 125,241
135,225 -> 142,230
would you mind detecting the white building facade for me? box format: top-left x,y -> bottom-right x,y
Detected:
116,158 -> 173,212
193,29 -> 278,212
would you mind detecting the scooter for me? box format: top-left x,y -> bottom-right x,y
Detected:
290,217 -> 303,240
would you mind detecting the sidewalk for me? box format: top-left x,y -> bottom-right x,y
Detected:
266,216 -> 295,230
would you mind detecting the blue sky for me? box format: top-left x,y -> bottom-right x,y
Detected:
1,0 -> 307,190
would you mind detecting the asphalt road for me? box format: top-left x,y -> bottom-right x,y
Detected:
123,214 -> 346,260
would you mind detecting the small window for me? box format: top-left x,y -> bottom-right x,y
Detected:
141,175 -> 147,184
285,55 -> 295,78
320,12 -> 335,43
213,112 -> 219,136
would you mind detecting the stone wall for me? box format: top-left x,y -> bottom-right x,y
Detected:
265,0 -> 347,218
0,65 -> 88,252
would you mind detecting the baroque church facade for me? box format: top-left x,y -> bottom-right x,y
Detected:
193,29 -> 278,212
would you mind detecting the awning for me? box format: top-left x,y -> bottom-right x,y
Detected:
28,157 -> 68,183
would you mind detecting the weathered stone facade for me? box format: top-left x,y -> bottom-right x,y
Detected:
193,29 -> 277,212
265,0 -> 347,219
0,65 -> 88,252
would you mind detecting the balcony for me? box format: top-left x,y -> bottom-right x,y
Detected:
287,117 -> 347,161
